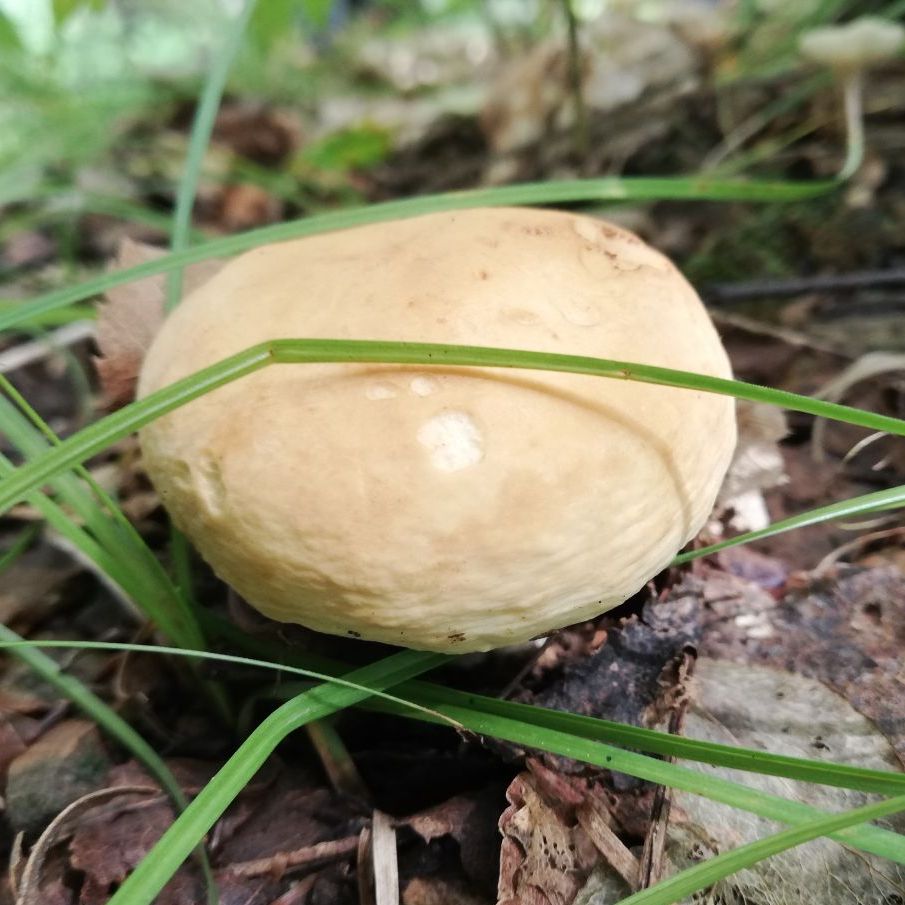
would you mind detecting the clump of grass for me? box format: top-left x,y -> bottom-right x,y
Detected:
2,4 -> 904,904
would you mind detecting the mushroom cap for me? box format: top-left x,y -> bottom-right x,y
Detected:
138,207 -> 736,653
799,17 -> 905,70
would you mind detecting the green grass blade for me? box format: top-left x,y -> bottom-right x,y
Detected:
619,794 -> 905,905
0,623 -> 218,901
400,686 -> 905,796
10,636 -> 905,867
0,388 -> 207,649
166,0 -> 258,309
106,649 -> 444,905
0,452 -> 146,598
0,523 -> 40,570
0,303 -> 95,328
9,635 -> 905,800
1,339 -> 903,520
423,702 -> 905,864
0,176 -> 836,332
674,490 -> 905,564
0,640 -> 456,727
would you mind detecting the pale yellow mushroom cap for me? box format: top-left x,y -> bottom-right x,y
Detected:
799,17 -> 905,70
138,208 -> 736,653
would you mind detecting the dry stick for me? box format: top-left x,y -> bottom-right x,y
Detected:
576,797 -> 641,889
371,811 -> 400,905
638,650 -> 696,889
226,835 -> 360,879
705,268 -> 905,303
0,321 -> 95,375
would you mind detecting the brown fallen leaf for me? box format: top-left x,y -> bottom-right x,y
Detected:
495,758 -> 640,905
94,239 -> 224,408
209,101 -> 302,166
0,543 -> 80,628
716,400 -> 788,533
217,183 -> 283,232
403,875 -> 488,905
399,785 -> 504,893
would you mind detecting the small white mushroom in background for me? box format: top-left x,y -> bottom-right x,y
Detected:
799,17 -> 905,71
138,207 -> 736,653
799,17 -> 905,179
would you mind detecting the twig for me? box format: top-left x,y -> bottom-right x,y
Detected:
639,650 -> 696,888
306,720 -> 372,806
371,811 -> 399,905
576,796 -> 640,889
0,321 -> 95,375
814,525 -> 905,577
705,268 -> 905,303
226,834 -> 360,879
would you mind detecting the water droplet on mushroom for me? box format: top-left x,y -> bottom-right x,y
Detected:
410,376 -> 438,397
366,381 -> 397,400
417,411 -> 484,472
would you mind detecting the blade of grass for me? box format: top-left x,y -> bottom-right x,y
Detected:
0,623 -> 218,902
0,641 -> 458,728
0,384 -> 231,721
1,339 -> 904,519
0,302 -> 95,328
8,638 -> 905,864
413,701 -> 905,864
619,793 -> 905,905
9,635 -> 905,799
199,616 -> 905,798
106,649 -> 445,905
166,0 -> 258,309
0,452 -> 150,599
0,175 -> 837,333
0,522 -> 40,570
0,386 -> 206,649
673,494 -> 905,564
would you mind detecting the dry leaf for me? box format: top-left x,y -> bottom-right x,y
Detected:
497,768 -> 600,905
668,658 -> 905,905
94,239 -> 224,408
717,400 -> 788,532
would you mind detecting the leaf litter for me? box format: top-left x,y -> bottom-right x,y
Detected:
4,5 -> 905,903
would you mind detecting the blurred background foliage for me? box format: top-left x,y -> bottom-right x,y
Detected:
1,0 -> 903,295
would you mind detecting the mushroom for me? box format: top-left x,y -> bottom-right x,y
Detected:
799,17 -> 904,71
138,207 -> 736,653
799,17 -> 905,179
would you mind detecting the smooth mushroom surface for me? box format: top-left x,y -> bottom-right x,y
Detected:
138,207 -> 736,652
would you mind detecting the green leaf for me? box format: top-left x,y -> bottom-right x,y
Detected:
52,0 -> 104,25
248,0 -> 297,47
301,123 -> 393,172
0,12 -> 22,50
301,0 -> 334,30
